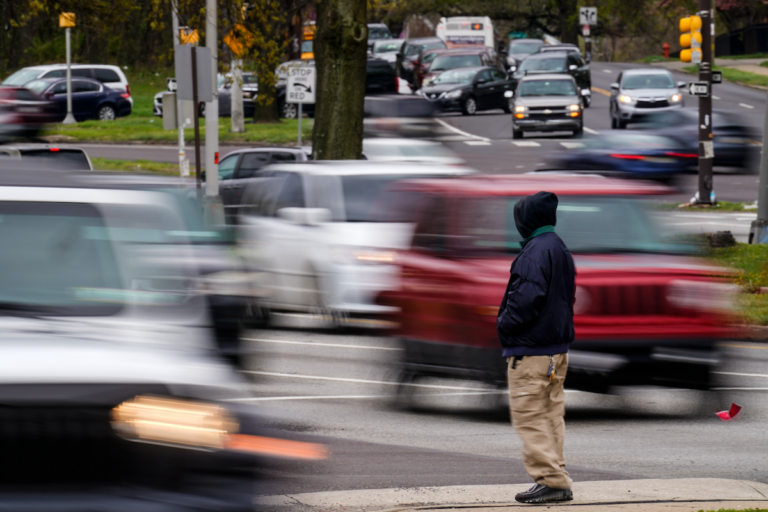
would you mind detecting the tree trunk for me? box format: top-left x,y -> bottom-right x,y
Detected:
231,57 -> 246,132
252,79 -> 280,123
558,0 -> 579,44
312,0 -> 368,160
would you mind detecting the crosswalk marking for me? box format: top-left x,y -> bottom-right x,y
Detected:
560,142 -> 585,149
464,141 -> 492,146
512,141 -> 541,147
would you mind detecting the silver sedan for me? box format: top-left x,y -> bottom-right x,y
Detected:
609,69 -> 686,129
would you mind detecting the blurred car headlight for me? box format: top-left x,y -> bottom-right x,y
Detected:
112,396 -> 238,450
514,105 -> 526,113
666,280 -> 738,312
669,94 -> 682,103
422,77 -> 433,87
619,95 -> 636,104
568,104 -> 580,111
444,89 -> 463,100
332,246 -> 397,265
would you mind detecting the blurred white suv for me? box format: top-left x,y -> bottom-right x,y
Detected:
2,64 -> 132,106
238,161 -> 473,325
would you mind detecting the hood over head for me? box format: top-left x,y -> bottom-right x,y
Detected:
514,191 -> 558,239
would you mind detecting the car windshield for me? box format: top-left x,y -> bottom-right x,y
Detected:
24,80 -> 50,95
363,143 -> 451,158
432,68 -> 476,84
510,41 -> 543,55
375,41 -> 402,53
21,149 -> 91,170
519,79 -> 576,97
430,55 -> 482,72
369,27 -> 391,40
405,41 -> 445,56
2,68 -> 42,86
459,196 -> 672,255
519,57 -> 565,73
622,73 -> 675,89
342,174 -> 445,222
0,201 -> 124,316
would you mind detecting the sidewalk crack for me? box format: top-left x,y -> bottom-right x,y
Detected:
740,480 -> 768,499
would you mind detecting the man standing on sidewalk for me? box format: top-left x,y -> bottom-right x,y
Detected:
497,191 -> 576,504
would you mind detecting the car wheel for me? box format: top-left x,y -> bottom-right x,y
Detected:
502,97 -> 514,114
611,110 -> 618,129
512,128 -> 523,139
573,123 -> 584,138
98,105 -> 116,121
281,101 -> 298,119
617,118 -> 627,129
461,96 -> 477,116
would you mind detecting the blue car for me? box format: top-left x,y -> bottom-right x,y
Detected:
544,132 -> 695,182
23,77 -> 131,122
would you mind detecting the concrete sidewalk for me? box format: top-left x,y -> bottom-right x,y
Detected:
256,478 -> 768,512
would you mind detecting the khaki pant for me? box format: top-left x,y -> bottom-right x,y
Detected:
507,353 -> 572,490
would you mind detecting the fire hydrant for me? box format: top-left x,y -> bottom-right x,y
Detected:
662,42 -> 670,59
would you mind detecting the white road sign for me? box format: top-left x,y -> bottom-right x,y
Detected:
579,7 -> 597,25
287,66 -> 316,104
688,81 -> 709,97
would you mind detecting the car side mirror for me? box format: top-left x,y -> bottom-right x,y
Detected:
581,88 -> 591,97
277,207 -> 331,226
677,81 -> 686,88
610,83 -> 619,90
568,64 -> 578,71
504,90 -> 514,98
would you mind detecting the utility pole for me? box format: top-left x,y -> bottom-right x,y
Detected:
204,0 -> 224,225
749,84 -> 768,243
231,57 -> 245,133
171,8 -> 190,177
697,0 -> 714,204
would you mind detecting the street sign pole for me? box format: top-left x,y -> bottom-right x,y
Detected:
62,27 -> 76,125
749,84 -> 768,244
697,0 -> 714,204
171,8 -> 189,177
191,46 -> 202,193
298,103 -> 303,146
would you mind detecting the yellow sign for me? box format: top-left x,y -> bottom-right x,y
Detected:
59,12 -> 76,28
224,24 -> 254,58
179,28 -> 199,45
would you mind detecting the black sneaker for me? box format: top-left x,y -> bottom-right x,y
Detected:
515,483 -> 574,504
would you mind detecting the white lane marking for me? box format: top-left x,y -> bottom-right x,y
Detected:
714,387 -> 768,391
560,142 -> 585,149
512,141 -> 540,147
712,95 -> 720,100
740,103 -> 755,109
584,127 -> 599,135
243,370 -> 490,390
464,141 -> 492,146
244,337 -> 401,351
715,371 -> 768,379
434,118 -> 491,142
603,69 -> 612,73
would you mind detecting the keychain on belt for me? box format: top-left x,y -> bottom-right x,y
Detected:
547,355 -> 557,381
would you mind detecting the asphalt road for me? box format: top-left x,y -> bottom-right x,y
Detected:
242,316 -> 768,496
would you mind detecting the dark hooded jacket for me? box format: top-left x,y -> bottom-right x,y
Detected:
497,191 -> 576,356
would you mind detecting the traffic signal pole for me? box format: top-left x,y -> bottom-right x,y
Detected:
697,0 -> 714,205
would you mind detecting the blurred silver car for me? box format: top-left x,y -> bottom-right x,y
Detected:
609,69 -> 685,129
0,167 -> 321,509
237,162 -> 474,325
363,138 -> 465,165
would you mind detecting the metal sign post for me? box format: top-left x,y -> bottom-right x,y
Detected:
287,65 -> 316,147
59,13 -> 77,125
697,0 -> 714,204
191,46 -> 202,192
171,8 -> 190,177
175,45 -> 212,191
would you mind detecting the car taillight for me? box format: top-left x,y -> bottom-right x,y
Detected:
609,154 -> 644,160
50,148 -> 60,152
120,93 -> 130,99
125,84 -> 131,96
666,152 -> 697,158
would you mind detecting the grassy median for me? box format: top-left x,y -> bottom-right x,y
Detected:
684,64 -> 768,87
706,243 -> 768,325
42,68 -> 312,144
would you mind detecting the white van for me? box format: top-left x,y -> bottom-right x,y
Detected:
2,64 -> 132,106
436,16 -> 496,49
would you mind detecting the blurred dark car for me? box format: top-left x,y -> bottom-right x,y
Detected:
544,132 -> 695,181
419,66 -> 514,115
0,166 -> 325,510
368,22 -> 392,50
505,38 -> 544,71
398,37 -> 448,89
377,175 -> 737,404
0,86 -> 55,139
24,77 -> 131,121
640,109 -> 759,171
419,48 -> 499,89
0,144 -> 93,170
511,52 -> 592,107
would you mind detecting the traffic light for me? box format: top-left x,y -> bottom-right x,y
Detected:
679,15 -> 702,63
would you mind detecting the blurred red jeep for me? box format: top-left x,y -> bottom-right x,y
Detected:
377,175 -> 738,395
